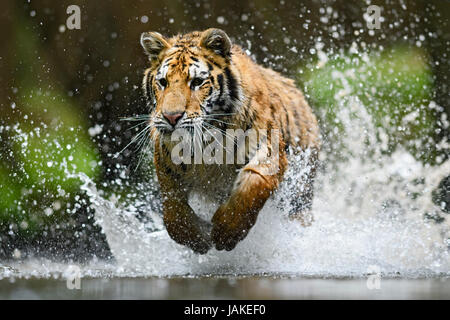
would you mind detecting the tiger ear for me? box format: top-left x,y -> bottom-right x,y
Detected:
200,28 -> 231,57
140,32 -> 170,60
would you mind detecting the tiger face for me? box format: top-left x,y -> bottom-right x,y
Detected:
140,29 -> 242,138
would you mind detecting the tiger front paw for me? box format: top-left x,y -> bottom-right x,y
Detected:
187,233 -> 212,254
167,224 -> 212,254
211,206 -> 256,251
164,211 -> 212,254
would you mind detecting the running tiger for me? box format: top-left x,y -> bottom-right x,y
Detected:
139,28 -> 320,254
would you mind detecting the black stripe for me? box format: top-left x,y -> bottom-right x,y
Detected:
292,106 -> 302,131
191,56 -> 199,62
243,101 -> 250,122
283,105 -> 290,128
270,104 -> 276,122
282,104 -> 291,143
224,67 -> 238,102
145,74 -> 153,105
205,57 -> 222,68
217,74 -> 224,105
278,110 -> 287,142
165,51 -> 180,59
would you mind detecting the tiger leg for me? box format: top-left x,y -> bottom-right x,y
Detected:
211,147 -> 287,251
155,151 -> 212,254
162,196 -> 212,254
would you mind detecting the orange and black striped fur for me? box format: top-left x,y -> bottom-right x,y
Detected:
140,29 -> 320,254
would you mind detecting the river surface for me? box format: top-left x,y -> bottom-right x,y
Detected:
1,276 -> 449,299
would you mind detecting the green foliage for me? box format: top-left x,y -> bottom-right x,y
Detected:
0,17 -> 100,236
16,89 -> 100,191
0,166 -> 21,219
1,88 -> 101,235
300,46 -> 439,164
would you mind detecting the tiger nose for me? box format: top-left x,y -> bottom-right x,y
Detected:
163,112 -> 184,126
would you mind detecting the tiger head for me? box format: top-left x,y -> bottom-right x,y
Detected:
140,29 -> 242,139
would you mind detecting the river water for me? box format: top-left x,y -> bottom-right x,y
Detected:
0,276 -> 449,299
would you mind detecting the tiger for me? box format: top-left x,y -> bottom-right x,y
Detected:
139,28 -> 320,254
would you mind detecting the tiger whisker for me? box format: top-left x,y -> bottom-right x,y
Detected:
201,123 -> 226,151
120,115 -> 152,121
203,118 -> 235,126
126,120 -> 152,132
201,113 -> 236,119
202,112 -> 236,117
115,123 -> 151,158
134,129 -> 152,172
202,122 -> 238,147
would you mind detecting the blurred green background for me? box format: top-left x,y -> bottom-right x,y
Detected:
0,0 -> 449,261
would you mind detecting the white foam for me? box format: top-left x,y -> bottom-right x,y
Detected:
67,93 -> 450,278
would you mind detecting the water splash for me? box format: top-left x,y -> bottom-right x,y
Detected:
2,51 -> 449,280
61,94 -> 449,278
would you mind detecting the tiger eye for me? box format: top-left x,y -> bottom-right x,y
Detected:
158,78 -> 167,87
191,78 -> 203,88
